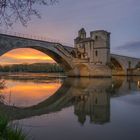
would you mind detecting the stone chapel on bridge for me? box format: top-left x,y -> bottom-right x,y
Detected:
74,28 -> 110,65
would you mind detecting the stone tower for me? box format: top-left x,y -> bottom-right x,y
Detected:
73,28 -> 111,77
78,28 -> 86,39
74,28 -> 94,60
74,29 -> 110,65
90,30 -> 110,65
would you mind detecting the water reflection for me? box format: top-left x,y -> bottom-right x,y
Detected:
70,78 -> 122,125
0,74 -> 62,107
0,75 -> 140,125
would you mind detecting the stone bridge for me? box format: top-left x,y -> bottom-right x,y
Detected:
0,29 -> 140,77
111,54 -> 140,75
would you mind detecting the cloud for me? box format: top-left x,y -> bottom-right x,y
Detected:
114,41 -> 140,50
0,48 -> 55,65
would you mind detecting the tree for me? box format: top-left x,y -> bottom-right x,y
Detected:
0,0 -> 57,27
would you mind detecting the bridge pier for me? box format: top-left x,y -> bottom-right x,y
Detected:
67,64 -> 112,77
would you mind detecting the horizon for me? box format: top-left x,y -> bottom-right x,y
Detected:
0,62 -> 57,66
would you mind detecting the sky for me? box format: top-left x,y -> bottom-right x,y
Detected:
0,0 -> 140,64
0,49 -> 55,65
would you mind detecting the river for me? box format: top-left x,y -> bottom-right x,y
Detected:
0,73 -> 140,140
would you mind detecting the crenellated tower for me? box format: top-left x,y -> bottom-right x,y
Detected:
90,30 -> 110,65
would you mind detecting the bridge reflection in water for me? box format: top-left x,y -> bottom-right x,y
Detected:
0,76 -> 140,125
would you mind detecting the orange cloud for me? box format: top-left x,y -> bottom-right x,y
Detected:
0,48 -> 55,65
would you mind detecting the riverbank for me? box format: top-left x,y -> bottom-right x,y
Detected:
0,72 -> 67,78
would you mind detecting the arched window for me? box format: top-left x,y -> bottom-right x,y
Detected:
95,36 -> 98,40
95,50 -> 98,57
95,98 -> 98,104
128,61 -> 131,69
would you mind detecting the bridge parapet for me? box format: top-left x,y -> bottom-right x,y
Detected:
0,30 -> 73,47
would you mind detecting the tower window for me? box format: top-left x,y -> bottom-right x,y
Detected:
95,36 -> 98,40
128,61 -> 131,69
95,50 -> 98,57
95,98 -> 98,104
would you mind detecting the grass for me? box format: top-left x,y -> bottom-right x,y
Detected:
0,115 -> 27,140
0,81 -> 27,140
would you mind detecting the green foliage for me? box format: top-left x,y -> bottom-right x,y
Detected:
0,115 -> 27,140
0,63 -> 64,73
0,115 -> 8,136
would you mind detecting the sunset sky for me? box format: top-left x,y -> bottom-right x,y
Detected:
0,49 -> 55,65
0,0 -> 140,64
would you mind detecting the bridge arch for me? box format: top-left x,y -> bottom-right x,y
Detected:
110,57 -> 125,75
0,78 -> 73,120
72,64 -> 90,77
0,34 -> 73,71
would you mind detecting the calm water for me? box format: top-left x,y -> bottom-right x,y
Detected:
0,73 -> 140,140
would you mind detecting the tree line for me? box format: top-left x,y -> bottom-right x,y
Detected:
0,63 -> 64,73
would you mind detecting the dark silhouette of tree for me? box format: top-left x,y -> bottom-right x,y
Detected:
0,0 -> 57,27
0,80 -> 5,103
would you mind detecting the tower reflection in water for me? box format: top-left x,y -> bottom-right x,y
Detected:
74,87 -> 110,125
70,78 -> 112,125
67,77 -> 139,125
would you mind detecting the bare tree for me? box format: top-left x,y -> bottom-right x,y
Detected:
0,80 -> 5,103
0,0 -> 57,27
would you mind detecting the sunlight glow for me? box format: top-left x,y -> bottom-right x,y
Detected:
0,48 -> 55,65
1,81 -> 62,107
